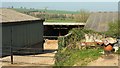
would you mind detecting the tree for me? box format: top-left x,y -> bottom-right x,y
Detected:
11,6 -> 14,8
20,6 -> 23,9
74,9 -> 90,22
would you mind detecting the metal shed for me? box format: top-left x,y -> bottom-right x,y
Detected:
84,12 -> 118,32
0,8 -> 44,56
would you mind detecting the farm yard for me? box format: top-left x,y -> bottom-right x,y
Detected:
1,2 -> 120,68
1,9 -> 120,67
2,40 -> 58,67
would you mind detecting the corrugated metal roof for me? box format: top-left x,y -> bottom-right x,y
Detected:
84,12 -> 118,32
0,8 -> 42,23
43,22 -> 86,25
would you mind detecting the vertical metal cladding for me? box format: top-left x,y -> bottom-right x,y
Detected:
2,24 -> 11,56
85,12 -> 118,32
0,24 -> 2,56
2,21 -> 43,56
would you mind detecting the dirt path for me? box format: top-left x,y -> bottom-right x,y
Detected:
1,40 -> 58,67
87,54 -> 119,66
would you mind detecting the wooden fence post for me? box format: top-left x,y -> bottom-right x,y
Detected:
11,27 -> 13,64
10,46 -> 13,64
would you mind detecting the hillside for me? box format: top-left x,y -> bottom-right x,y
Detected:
12,8 -> 80,14
9,8 -> 89,23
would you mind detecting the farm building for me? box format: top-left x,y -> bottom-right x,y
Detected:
0,8 -> 44,56
85,12 -> 118,32
43,22 -> 85,39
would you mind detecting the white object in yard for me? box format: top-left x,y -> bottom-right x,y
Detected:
100,51 -> 105,54
81,42 -> 86,46
118,39 -> 120,47
106,37 -> 117,44
103,40 -> 109,45
89,35 -> 94,42
53,51 -> 57,53
45,39 -> 48,42
85,34 -> 90,42
113,46 -> 119,52
94,39 -> 102,43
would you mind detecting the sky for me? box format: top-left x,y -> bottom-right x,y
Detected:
1,1 -> 119,12
1,0 -> 120,2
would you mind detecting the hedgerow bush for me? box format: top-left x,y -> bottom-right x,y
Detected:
55,21 -> 119,66
55,28 -> 102,67
105,21 -> 119,37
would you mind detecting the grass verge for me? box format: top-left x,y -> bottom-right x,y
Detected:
54,48 -> 103,67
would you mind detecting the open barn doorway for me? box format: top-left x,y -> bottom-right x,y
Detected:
44,24 -> 84,39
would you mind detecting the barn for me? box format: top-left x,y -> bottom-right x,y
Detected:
85,12 -> 118,32
0,8 -> 44,56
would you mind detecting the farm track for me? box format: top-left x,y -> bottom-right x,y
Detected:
87,54 -> 119,66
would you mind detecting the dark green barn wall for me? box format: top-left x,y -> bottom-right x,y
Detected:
0,24 -> 2,56
2,20 -> 44,56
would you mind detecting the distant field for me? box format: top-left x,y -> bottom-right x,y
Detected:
12,8 -> 80,14
11,8 -> 89,23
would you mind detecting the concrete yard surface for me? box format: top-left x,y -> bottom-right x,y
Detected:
2,55 -> 55,65
87,54 -> 119,66
1,40 -> 58,67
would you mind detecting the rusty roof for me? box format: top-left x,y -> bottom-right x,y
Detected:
0,8 -> 43,23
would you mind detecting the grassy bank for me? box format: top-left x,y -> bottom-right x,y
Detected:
55,48 -> 102,67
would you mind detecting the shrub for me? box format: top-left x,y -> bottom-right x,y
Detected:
55,28 -> 103,66
74,9 -> 90,22
105,21 -> 119,37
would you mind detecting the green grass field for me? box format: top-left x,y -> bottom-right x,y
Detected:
12,8 -> 80,14
11,8 -> 89,22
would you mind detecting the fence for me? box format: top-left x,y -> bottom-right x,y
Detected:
58,33 -> 73,50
